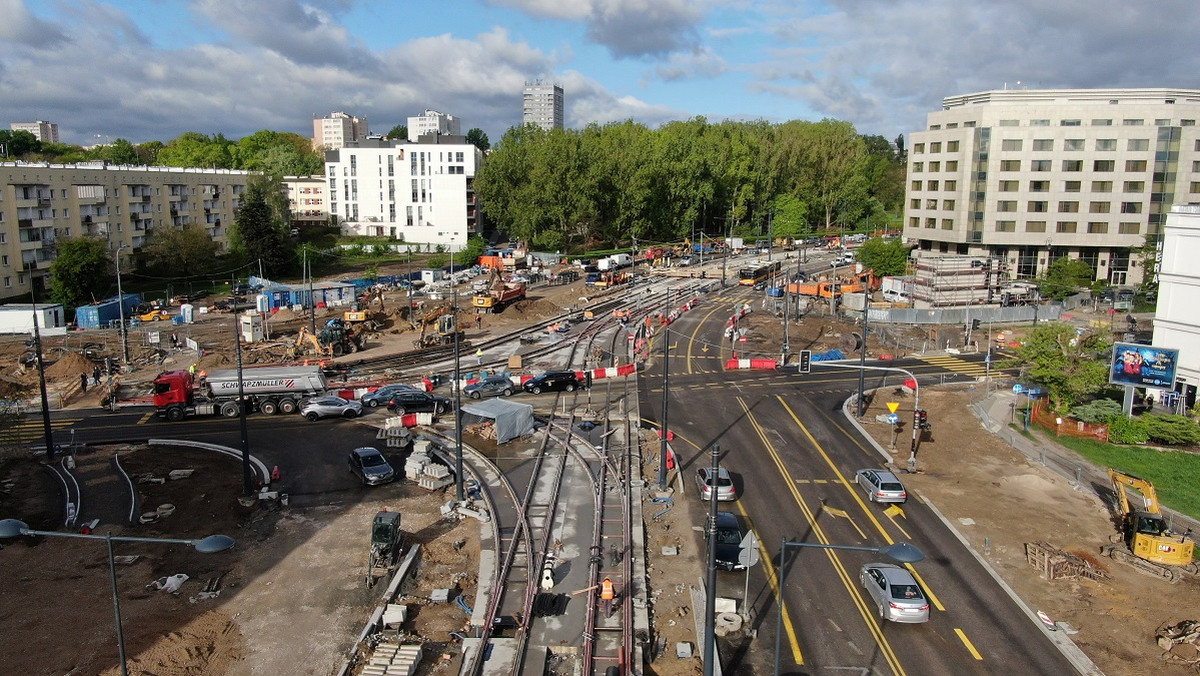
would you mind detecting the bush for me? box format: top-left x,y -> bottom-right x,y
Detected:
1107,416 -> 1149,444
427,254 -> 448,269
1070,399 -> 1123,423
1143,414 -> 1200,446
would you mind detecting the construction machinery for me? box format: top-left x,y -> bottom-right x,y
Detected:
472,266 -> 526,312
414,311 -> 464,349
1101,468 -> 1197,582
295,320 -> 365,358
366,510 -> 403,588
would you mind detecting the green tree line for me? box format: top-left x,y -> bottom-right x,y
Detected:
472,117 -> 905,253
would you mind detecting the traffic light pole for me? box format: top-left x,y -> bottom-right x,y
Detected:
804,361 -> 921,456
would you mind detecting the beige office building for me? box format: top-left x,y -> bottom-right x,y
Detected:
903,88 -> 1200,286
313,112 -> 369,151
283,175 -> 329,229
0,162 -> 252,300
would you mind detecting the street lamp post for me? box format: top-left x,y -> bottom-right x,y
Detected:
26,264 -> 55,459
774,540 -> 924,675
0,519 -> 234,676
702,443 -> 721,676
115,244 -> 130,369
451,239 -> 464,502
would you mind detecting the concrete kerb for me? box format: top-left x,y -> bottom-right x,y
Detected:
147,438 -> 270,487
336,544 -> 424,676
840,390 -> 1102,676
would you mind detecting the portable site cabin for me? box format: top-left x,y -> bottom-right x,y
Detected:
75,294 -> 142,330
0,303 -> 67,335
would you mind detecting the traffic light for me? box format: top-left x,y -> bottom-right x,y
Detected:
916,409 -> 929,430
971,318 -> 981,331
798,349 -> 812,374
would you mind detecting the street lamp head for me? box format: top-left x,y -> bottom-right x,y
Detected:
0,518 -> 30,538
879,541 -> 924,563
193,534 -> 236,554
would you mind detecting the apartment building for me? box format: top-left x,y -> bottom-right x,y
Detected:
406,110 -> 461,141
323,135 -> 481,250
903,88 -> 1200,286
0,162 -> 251,299
522,81 -> 563,131
283,175 -> 329,229
10,121 -> 60,144
312,112 -> 369,151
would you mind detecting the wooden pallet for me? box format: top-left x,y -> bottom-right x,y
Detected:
1025,541 -> 1108,581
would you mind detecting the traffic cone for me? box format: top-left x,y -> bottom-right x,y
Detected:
271,465 -> 281,482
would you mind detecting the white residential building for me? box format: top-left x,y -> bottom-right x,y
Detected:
904,88 -> 1200,286
1152,204 -> 1200,411
9,121 -> 59,144
312,112 -> 369,151
523,81 -> 563,131
282,175 -> 328,229
323,135 -> 481,250
407,110 -> 461,141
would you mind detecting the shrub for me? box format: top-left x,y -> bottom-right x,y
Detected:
1142,414 -> 1200,446
1107,416 -> 1149,444
1070,399 -> 1123,423
427,254 -> 448,269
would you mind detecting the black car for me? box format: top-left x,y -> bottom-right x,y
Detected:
522,370 -> 587,394
347,447 -> 395,486
711,511 -> 747,572
386,390 -> 451,415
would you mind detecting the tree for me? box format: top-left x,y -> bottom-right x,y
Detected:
770,194 -> 809,241
1006,322 -> 1112,413
156,132 -> 234,168
0,130 -> 41,158
1038,257 -> 1095,300
466,128 -> 490,152
141,224 -> 220,278
49,237 -> 113,311
386,125 -> 408,141
856,237 -> 912,277
229,175 -> 292,275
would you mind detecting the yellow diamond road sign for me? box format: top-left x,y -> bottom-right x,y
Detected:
886,402 -> 900,413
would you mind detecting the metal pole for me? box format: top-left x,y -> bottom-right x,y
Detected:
703,443 -> 721,676
234,313 -> 253,496
856,298 -> 868,416
107,533 -> 129,676
307,246 -> 316,337
659,326 -> 669,489
115,245 -> 130,369
28,277 -> 54,460
774,540 -> 785,676
453,245 -> 464,502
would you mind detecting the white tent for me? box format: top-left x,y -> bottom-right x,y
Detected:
460,398 -> 534,444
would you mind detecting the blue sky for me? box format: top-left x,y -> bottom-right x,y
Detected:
3,0 -> 1200,148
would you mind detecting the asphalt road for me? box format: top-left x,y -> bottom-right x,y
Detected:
639,284 -> 1077,676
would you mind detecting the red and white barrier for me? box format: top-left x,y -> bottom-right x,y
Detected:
725,358 -> 777,370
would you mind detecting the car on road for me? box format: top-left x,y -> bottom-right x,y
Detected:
855,469 -> 907,503
360,383 -> 422,408
386,390 -> 451,415
859,563 -> 930,623
463,375 -> 516,399
522,370 -> 586,395
711,511 -> 747,572
300,395 -> 364,421
347,447 -> 395,486
1116,288 -> 1135,303
695,466 -> 737,501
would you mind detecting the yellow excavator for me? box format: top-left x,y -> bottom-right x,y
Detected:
1102,469 -> 1197,583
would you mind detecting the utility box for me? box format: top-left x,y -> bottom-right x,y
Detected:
507,354 -> 523,370
421,269 -> 445,285
239,313 -> 266,343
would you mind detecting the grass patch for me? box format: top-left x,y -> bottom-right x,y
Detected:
1052,434 -> 1200,520
1008,423 -> 1038,442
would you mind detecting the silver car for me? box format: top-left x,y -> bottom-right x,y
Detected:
463,375 -> 516,399
300,395 -> 364,421
859,563 -> 930,623
855,469 -> 907,503
695,466 -> 737,501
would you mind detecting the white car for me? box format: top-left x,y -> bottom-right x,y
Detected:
299,396 -> 364,421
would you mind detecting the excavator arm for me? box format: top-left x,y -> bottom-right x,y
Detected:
1109,468 -> 1160,515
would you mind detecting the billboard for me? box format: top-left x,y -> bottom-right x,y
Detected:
1109,343 -> 1180,388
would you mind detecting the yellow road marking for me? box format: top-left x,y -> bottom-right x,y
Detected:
822,505 -> 867,539
882,505 -> 912,539
737,397 -> 906,675
686,304 -> 728,375
954,628 -> 983,660
732,500 -> 804,665
137,412 -> 156,425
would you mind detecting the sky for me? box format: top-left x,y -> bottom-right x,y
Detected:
3,0 -> 1200,149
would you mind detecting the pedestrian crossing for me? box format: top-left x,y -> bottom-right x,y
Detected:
917,354 -> 990,377
7,416 -> 84,432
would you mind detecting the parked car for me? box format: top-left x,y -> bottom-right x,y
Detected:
386,390 -> 451,415
522,370 -> 586,395
859,563 -> 930,623
855,469 -> 907,503
695,466 -> 737,501
300,395 -> 364,421
463,375 -> 516,399
711,511 -> 747,572
347,447 -> 395,486
360,383 -> 422,408
1116,288 -> 1135,303
1098,287 -> 1116,303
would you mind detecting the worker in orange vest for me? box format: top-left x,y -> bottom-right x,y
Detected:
600,577 -> 615,618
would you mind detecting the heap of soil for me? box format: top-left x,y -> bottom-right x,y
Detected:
509,298 -> 564,318
44,352 -> 96,382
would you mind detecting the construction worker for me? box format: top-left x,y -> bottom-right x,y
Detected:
475,348 -> 484,366
600,577 -> 615,618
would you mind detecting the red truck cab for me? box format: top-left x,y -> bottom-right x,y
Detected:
153,370 -> 195,409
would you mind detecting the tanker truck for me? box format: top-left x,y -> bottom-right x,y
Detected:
152,365 -> 328,421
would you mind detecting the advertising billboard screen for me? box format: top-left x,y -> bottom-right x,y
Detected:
1109,343 -> 1180,388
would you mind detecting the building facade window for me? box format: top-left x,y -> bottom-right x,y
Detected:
1000,160 -> 1021,171
1092,181 -> 1113,192
1096,139 -> 1117,151
1120,202 -> 1143,214
995,220 -> 1016,232
1032,139 -> 1054,151
1029,201 -> 1049,212
1031,160 -> 1052,171
997,200 -> 1017,212
1094,160 -> 1115,171
1089,201 -> 1111,213
1057,201 -> 1079,213
1118,222 -> 1140,234
946,160 -> 958,171
947,140 -> 960,152
999,180 -> 1019,191
1087,222 -> 1109,234
1056,221 -> 1077,233
1064,180 -> 1082,192
1125,159 -> 1147,172
1026,221 -> 1047,233
1124,180 -> 1145,192
1127,139 -> 1150,151
1029,180 -> 1050,192
1001,139 -> 1023,151
1062,159 -> 1083,171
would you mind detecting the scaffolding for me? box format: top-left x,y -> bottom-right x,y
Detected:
910,254 -> 1007,308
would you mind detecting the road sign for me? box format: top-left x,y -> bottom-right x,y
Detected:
886,402 -> 899,413
887,413 -> 900,425
738,531 -> 760,567
1026,388 -> 1042,396
1012,384 -> 1024,394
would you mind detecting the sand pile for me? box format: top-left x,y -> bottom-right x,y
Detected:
44,352 -> 95,382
